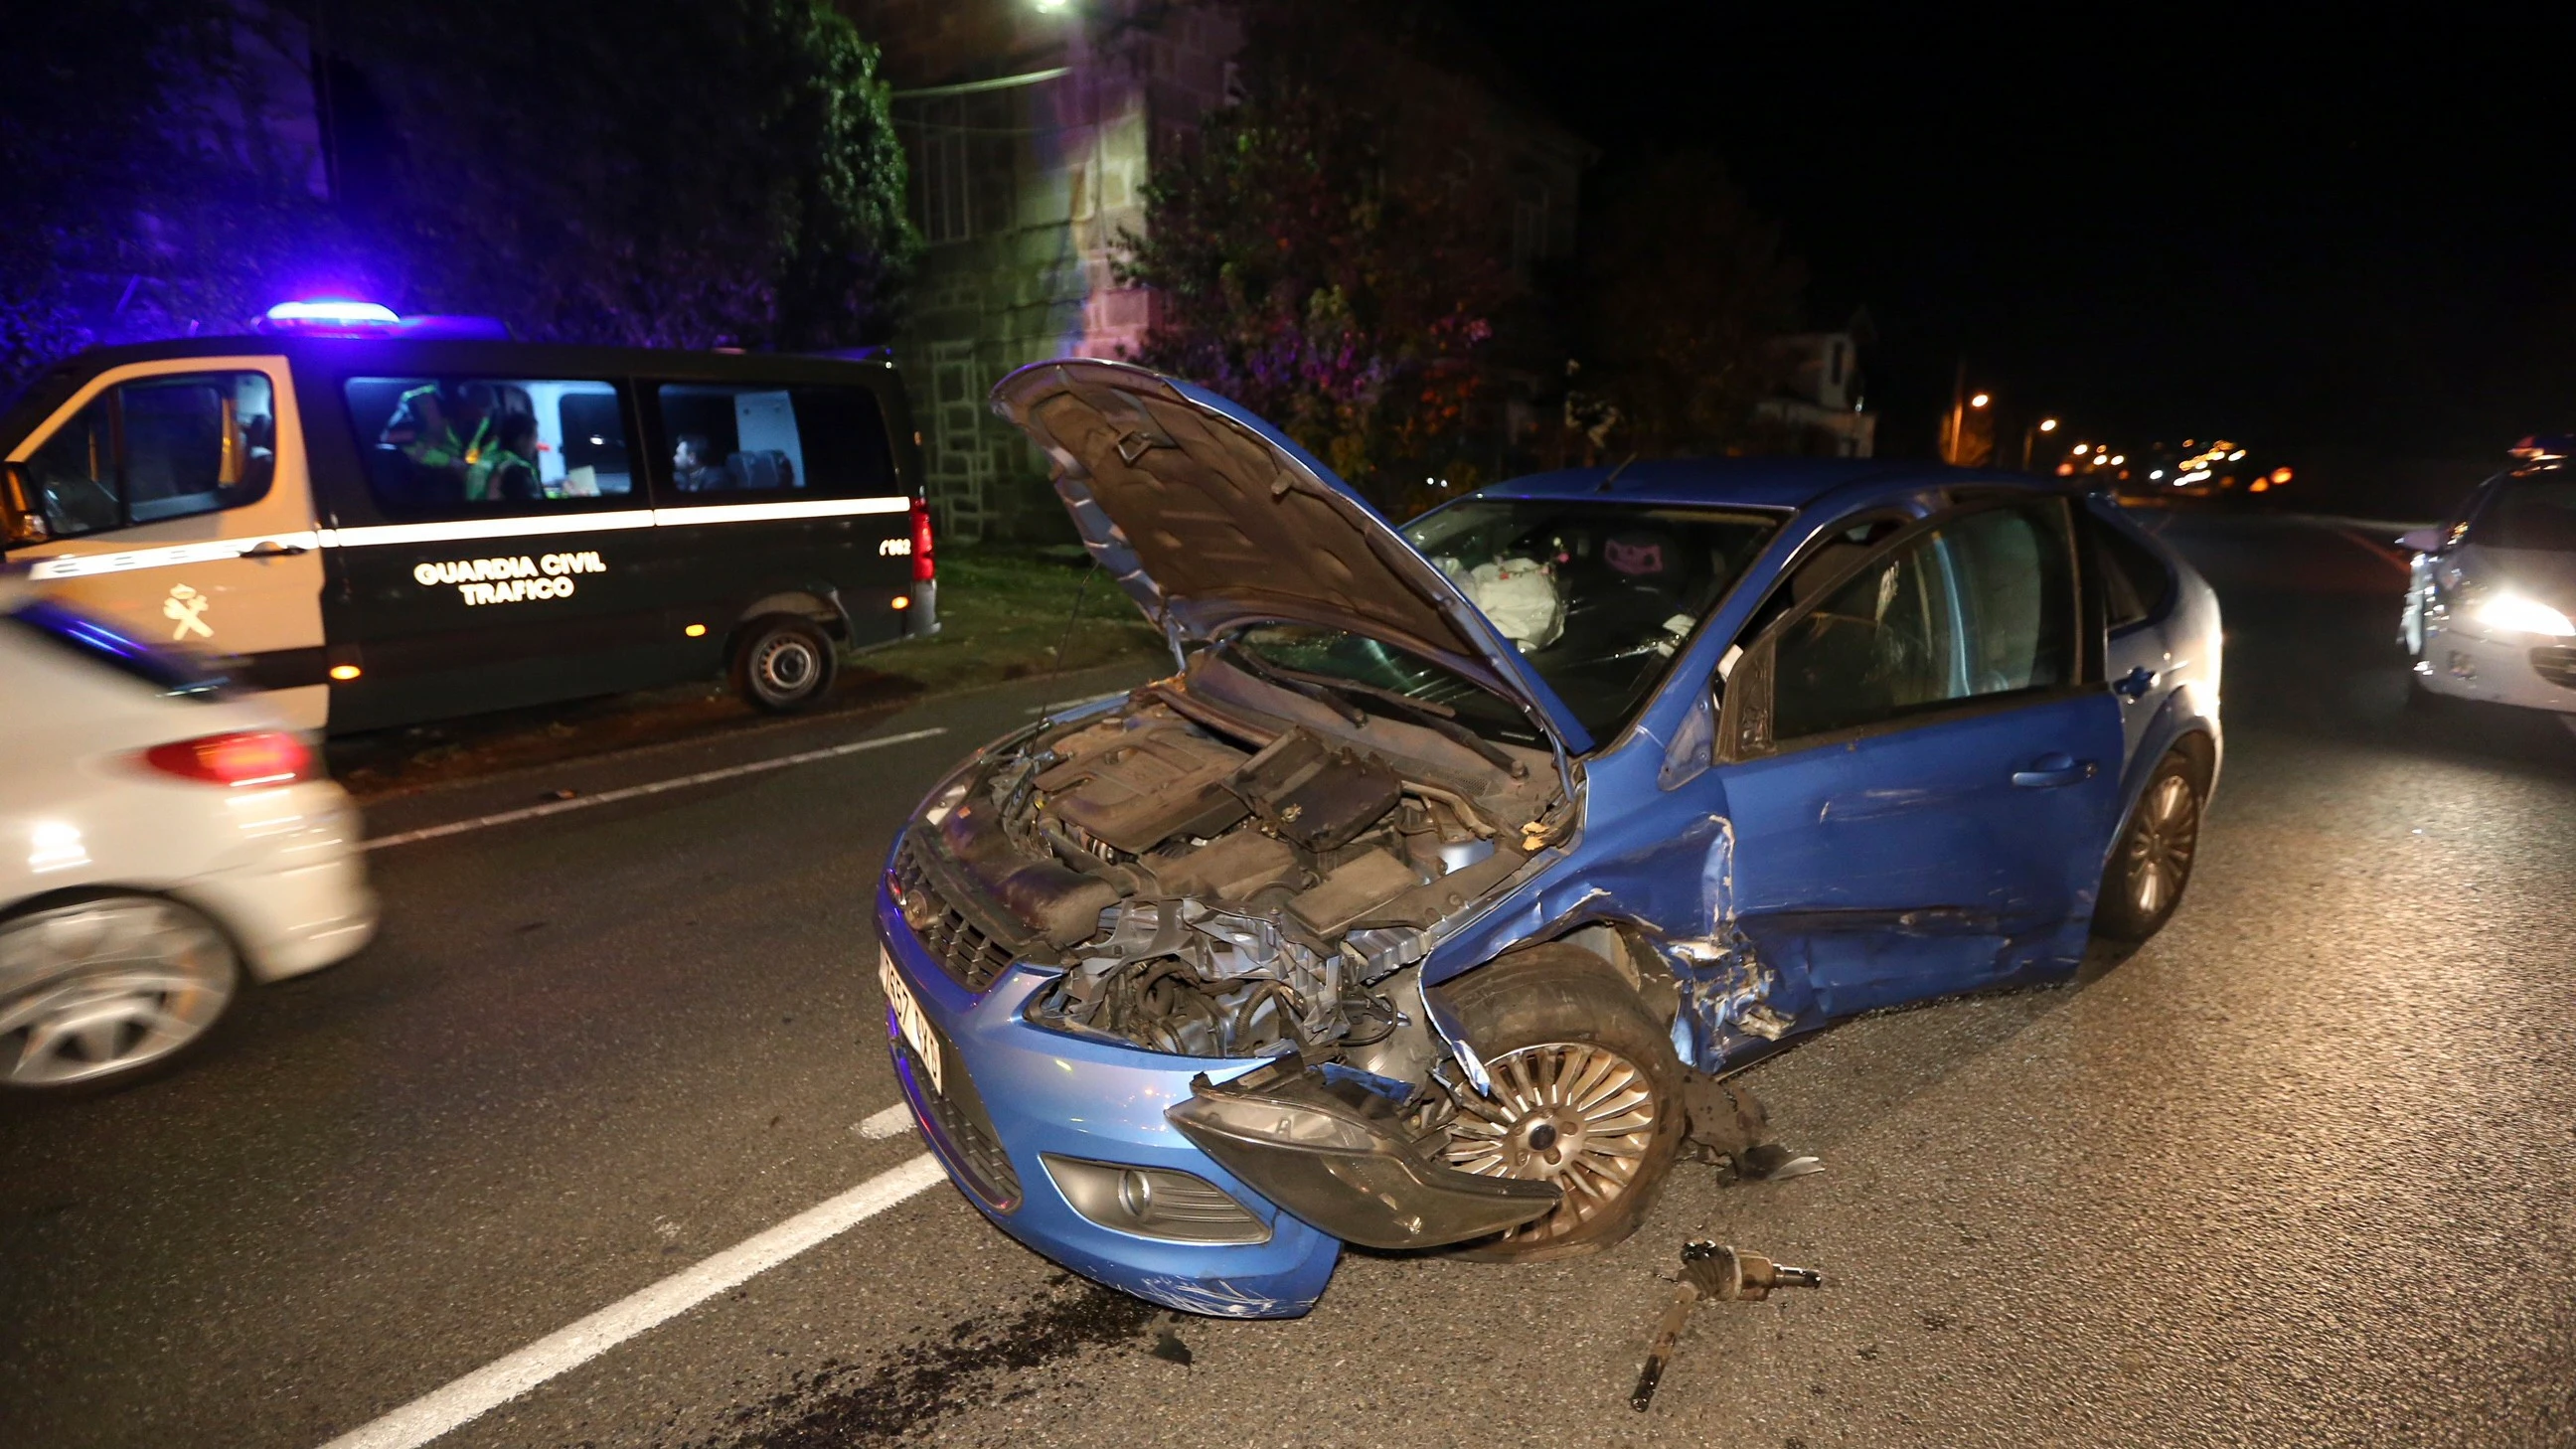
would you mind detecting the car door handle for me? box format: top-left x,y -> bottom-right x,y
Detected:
2012,752 -> 2098,788
241,540 -> 308,558
2112,665 -> 2158,701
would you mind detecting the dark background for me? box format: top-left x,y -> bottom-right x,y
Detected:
1462,4 -> 2576,482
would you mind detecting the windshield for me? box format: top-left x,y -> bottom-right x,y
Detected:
1401,499 -> 1779,739
1223,623 -> 1550,749
2477,474 -> 2576,552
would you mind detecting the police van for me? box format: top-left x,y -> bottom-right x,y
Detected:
0,306 -> 934,733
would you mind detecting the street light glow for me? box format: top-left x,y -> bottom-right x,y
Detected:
2073,443 -> 2090,455
2039,418 -> 2059,432
1970,393 -> 1991,408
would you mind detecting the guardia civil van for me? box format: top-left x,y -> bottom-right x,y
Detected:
0,303 -> 935,733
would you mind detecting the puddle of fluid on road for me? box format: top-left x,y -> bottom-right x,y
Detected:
697,1273 -> 1161,1447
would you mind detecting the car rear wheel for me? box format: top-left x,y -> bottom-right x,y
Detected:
2094,749 -> 2207,942
0,895 -> 240,1090
731,615 -> 838,714
1434,946 -> 1686,1262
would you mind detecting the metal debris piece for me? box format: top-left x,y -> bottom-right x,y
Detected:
1738,1142 -> 1825,1181
1629,1240 -> 1823,1411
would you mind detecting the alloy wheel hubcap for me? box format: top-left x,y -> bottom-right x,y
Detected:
0,899 -> 237,1086
1444,1042 -> 1657,1244
2126,773 -> 2199,916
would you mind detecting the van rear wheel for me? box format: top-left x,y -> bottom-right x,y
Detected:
731,615 -> 837,713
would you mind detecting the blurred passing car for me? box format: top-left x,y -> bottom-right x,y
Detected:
2400,446 -> 2576,713
0,583 -> 375,1089
871,360 -> 2223,1319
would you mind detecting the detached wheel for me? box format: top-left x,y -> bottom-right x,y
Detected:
731,615 -> 837,714
0,895 -> 240,1090
2095,748 -> 2208,942
1435,946 -> 1686,1262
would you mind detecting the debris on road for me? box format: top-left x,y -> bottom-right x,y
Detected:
1682,1075 -> 1824,1181
1629,1240 -> 1823,1411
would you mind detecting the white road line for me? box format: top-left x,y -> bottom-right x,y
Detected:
319,1153 -> 949,1449
362,727 -> 948,850
856,1102 -> 916,1139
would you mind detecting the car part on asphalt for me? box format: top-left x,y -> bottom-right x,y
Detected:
2094,746 -> 2207,941
0,894 -> 241,1089
731,613 -> 838,713
1629,1239 -> 1825,1411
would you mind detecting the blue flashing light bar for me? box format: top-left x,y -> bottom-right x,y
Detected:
255,300 -> 510,341
264,299 -> 401,326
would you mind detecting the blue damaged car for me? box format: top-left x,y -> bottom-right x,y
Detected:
874,359 -> 2222,1318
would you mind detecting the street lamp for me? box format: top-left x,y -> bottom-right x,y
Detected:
2020,415 -> 2060,471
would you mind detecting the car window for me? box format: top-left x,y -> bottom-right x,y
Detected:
1403,500 -> 1777,738
1771,501 -> 2074,741
2091,514 -> 2172,629
17,372 -> 275,540
2474,474 -> 2576,551
652,384 -> 896,501
345,376 -> 635,518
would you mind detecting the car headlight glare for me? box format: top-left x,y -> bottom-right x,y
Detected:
2470,592 -> 2576,637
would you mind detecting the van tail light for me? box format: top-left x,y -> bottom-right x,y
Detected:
142,731 -> 316,787
909,497 -> 935,583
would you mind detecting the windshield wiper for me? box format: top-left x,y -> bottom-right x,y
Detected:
1225,644 -> 1528,779
1210,638 -> 1367,726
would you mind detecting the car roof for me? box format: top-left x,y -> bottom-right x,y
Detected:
1467,456 -> 2069,514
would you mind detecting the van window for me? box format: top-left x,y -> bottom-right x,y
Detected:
345,376 -> 634,518
653,384 -> 895,501
18,372 -> 276,539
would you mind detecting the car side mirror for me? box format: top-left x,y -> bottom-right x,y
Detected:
1,463 -> 50,546
1713,634 -> 1778,763
2395,526 -> 2443,555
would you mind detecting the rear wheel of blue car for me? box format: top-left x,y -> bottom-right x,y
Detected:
2095,747 -> 2208,942
1437,946 -> 1686,1262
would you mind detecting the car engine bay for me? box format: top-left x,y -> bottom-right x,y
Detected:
898,652 -> 1565,1063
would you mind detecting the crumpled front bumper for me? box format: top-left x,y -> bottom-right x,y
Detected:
875,878 -> 1343,1318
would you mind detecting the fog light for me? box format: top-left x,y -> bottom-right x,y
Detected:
1040,1155 -> 1269,1244
891,595 -> 911,610
328,664 -> 362,681
683,623 -> 707,637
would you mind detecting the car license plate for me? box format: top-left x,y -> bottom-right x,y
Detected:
880,946 -> 944,1097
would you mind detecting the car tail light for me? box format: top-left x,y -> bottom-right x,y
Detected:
142,731 -> 315,787
909,497 -> 935,583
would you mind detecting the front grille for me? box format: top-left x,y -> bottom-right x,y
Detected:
892,1027 -> 1023,1210
892,842 -> 1019,993
2531,645 -> 2576,690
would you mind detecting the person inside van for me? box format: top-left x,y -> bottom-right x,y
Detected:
672,433 -> 724,491
449,382 -> 497,466
468,411 -> 548,502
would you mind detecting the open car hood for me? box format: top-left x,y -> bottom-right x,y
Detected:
991,360 -> 1592,751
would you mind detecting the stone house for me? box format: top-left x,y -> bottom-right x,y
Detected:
850,0 -> 1586,541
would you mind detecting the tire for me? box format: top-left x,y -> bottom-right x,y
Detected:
1433,945 -> 1688,1262
730,615 -> 838,714
0,894 -> 241,1091
2094,748 -> 2208,942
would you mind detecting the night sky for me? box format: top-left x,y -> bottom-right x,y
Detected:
1462,4 -> 2576,471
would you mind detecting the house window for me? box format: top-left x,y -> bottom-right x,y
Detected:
1511,190 -> 1549,271
915,99 -> 970,244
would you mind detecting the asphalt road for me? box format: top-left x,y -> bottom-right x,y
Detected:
5,515 -> 2573,1449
